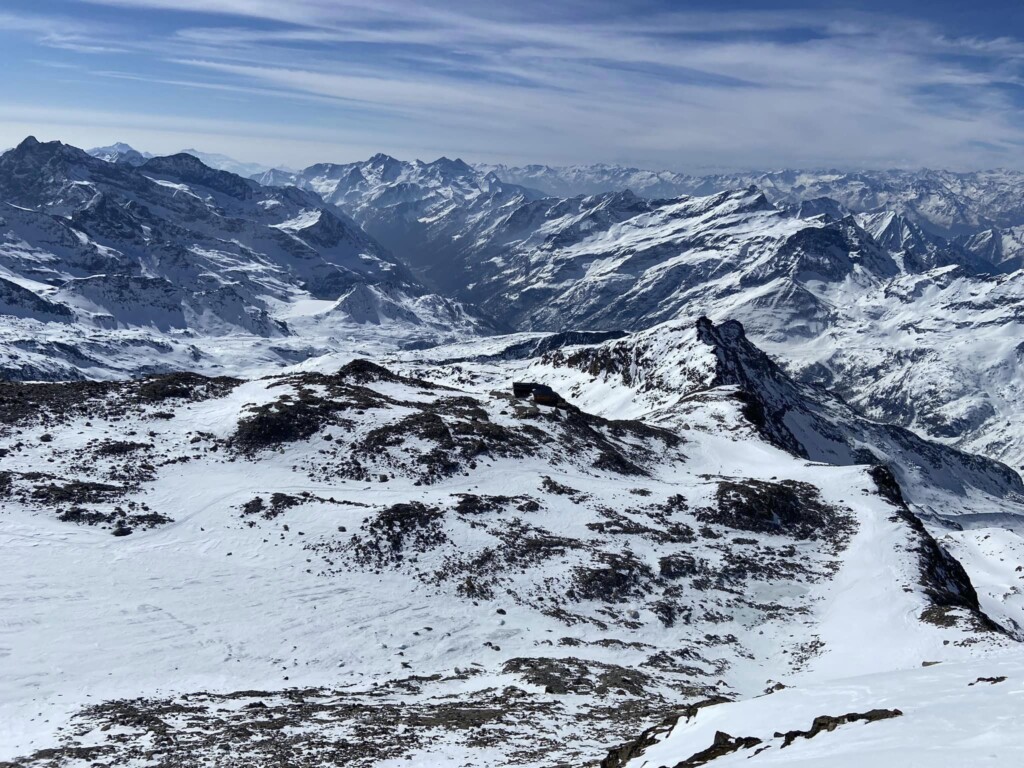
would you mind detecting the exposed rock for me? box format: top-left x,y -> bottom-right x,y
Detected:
777,708 -> 903,748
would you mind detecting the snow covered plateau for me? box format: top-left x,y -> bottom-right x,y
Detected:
0,139 -> 1023,767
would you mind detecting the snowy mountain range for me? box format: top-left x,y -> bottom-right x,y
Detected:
253,154 -> 545,293
479,161 -> 1024,274
1,138 -> 488,379
479,162 -> 1024,240
3,138 -> 1024,766
254,154 -> 1024,470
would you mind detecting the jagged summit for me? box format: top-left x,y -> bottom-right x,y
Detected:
428,156 -> 474,175
693,316 -> 1024,504
8,135 -> 77,160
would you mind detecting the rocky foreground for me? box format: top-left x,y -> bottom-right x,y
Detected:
2,321 -> 1022,766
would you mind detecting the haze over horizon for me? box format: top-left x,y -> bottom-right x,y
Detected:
1,0 -> 1022,172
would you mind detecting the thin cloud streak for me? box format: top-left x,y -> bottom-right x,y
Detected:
4,1 -> 1023,169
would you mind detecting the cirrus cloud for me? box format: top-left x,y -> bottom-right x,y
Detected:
0,0 -> 1021,170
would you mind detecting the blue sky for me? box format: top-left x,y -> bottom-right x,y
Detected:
1,0 -> 1022,170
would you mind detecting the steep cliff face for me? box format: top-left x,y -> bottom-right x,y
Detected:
694,317 -> 1024,508
530,316 -> 1023,522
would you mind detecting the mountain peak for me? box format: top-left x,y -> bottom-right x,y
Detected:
146,151 -> 211,172
92,142 -> 141,154
367,152 -> 398,164
362,153 -> 404,182
87,142 -> 153,167
696,315 -> 749,350
140,153 -> 257,200
4,135 -> 92,168
7,136 -> 82,162
430,156 -> 473,174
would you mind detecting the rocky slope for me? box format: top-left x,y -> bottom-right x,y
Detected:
531,318 -> 1024,519
604,655 -> 1024,768
2,320 -> 1021,767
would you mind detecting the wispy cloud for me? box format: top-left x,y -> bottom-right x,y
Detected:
0,10 -> 136,53
3,1 -> 1023,169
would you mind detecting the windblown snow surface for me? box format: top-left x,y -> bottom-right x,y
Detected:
2,321 -> 1024,767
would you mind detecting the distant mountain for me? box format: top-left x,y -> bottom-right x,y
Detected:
481,163 -> 1024,243
0,137 -> 489,379
86,141 -> 153,166
476,162 -> 696,199
87,143 -> 283,178
256,154 -> 546,291
178,148 -> 283,178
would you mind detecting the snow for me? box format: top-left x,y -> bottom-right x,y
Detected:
144,176 -> 203,200
4,140 -> 1024,766
271,209 -> 323,231
0,350 -> 1015,765
943,527 -> 1024,634
0,140 -> 489,374
620,655 -> 1024,767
